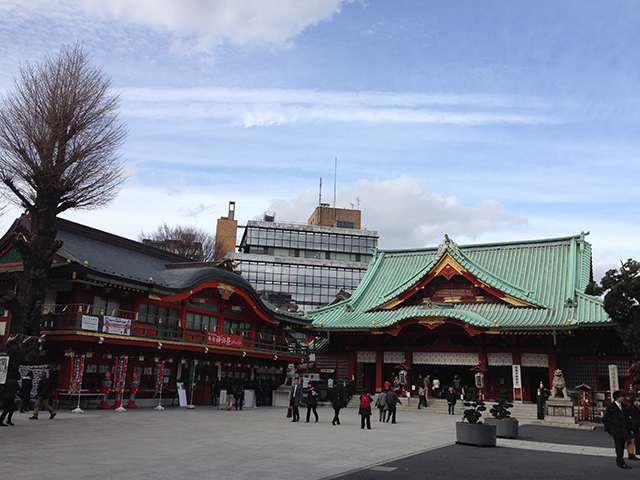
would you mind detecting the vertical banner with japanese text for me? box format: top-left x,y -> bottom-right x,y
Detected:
114,356 -> 128,394
68,355 -> 85,393
155,360 -> 165,394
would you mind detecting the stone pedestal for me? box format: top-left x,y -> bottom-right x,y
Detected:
273,386 -> 291,407
545,399 -> 576,425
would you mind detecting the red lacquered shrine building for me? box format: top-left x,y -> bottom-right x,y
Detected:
0,216 -> 311,405
307,234 -> 629,401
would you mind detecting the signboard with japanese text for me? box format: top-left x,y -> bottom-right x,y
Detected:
206,332 -> 242,348
102,316 -> 131,336
81,315 -> 99,331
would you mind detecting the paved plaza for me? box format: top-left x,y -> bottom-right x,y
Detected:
0,404 -> 624,480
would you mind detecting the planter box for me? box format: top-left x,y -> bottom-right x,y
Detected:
485,418 -> 519,438
455,422 -> 497,447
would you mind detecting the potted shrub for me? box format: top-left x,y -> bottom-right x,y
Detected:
487,389 -> 519,438
455,387 -> 496,447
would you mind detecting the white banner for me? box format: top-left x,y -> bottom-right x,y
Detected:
81,315 -> 99,331
609,364 -> 619,397
0,355 -> 9,384
102,316 -> 131,336
512,364 -> 522,389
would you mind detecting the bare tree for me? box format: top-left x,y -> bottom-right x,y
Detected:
0,43 -> 127,364
141,224 -> 216,262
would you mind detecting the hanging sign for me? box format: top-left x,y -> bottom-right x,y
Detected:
68,355 -> 85,393
206,332 -> 242,348
102,316 -> 131,336
81,315 -> 99,331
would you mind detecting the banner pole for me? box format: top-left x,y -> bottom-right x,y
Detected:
155,361 -> 165,411
72,355 -> 85,414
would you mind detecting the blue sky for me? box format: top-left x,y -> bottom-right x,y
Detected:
1,0 -> 639,282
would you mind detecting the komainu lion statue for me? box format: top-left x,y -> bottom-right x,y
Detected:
282,363 -> 296,386
550,369 -> 568,399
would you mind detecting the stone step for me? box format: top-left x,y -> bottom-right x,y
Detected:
346,395 -> 541,420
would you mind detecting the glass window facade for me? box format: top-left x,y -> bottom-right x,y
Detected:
237,260 -> 368,311
233,220 -> 378,311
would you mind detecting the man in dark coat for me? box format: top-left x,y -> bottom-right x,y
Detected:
289,377 -> 302,422
19,371 -> 33,413
604,390 -> 631,469
330,381 -> 346,425
30,371 -> 56,420
385,387 -> 402,423
446,386 -> 458,415
628,396 -> 640,461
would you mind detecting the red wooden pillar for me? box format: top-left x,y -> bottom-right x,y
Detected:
348,348 -> 356,382
547,347 -> 557,391
376,349 -> 383,392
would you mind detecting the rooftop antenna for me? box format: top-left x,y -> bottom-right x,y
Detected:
319,178 -> 322,206
356,197 -> 360,210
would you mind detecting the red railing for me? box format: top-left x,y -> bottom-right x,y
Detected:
40,304 -> 308,356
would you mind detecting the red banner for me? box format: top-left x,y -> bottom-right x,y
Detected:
114,356 -> 128,393
206,332 -> 242,348
68,355 -> 85,393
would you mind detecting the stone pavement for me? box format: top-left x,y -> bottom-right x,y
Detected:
0,405 -> 619,480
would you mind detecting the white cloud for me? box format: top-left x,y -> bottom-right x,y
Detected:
121,87 -> 559,127
78,0 -> 351,48
265,177 -> 527,248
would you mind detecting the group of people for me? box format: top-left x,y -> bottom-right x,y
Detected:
374,384 -> 402,424
604,391 -> 640,469
1,370 -> 57,426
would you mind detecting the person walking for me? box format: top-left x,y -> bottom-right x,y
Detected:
446,386 -> 458,415
233,380 -> 244,411
331,381 -> 346,425
0,374 -> 19,426
375,389 -> 387,422
305,382 -> 319,423
359,390 -> 373,430
418,385 -> 426,409
432,377 -> 441,398
628,396 -> 640,461
604,390 -> 632,469
386,387 -> 402,423
18,371 -> 33,413
225,379 -> 234,411
424,375 -> 432,398
30,371 -> 56,420
210,377 -> 219,406
453,375 -> 462,396
289,377 -> 302,422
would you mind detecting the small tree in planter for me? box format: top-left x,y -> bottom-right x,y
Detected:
490,390 -> 514,420
487,389 -> 519,439
456,387 -> 496,446
462,387 -> 487,424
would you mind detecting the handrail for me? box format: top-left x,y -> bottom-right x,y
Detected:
39,303 -> 308,356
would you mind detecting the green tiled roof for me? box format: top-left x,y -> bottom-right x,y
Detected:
0,247 -> 21,264
306,233 -> 610,331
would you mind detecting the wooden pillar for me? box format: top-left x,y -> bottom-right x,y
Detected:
376,348 -> 383,392
547,347 -> 557,391
348,348 -> 356,382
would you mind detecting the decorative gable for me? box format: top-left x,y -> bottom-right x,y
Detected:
374,238 -> 543,311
